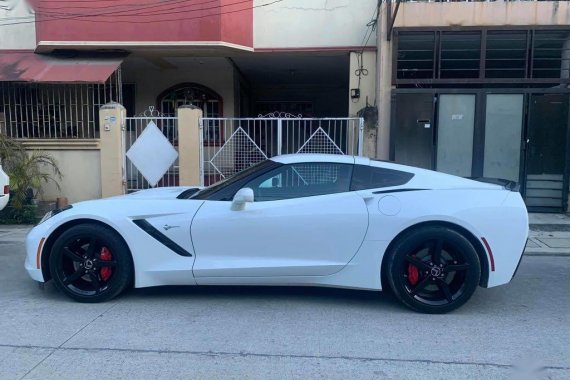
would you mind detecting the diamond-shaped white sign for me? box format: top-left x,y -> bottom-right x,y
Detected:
126,121 -> 178,187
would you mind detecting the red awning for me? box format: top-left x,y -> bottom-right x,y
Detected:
0,51 -> 122,83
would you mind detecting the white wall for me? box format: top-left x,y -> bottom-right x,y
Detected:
122,56 -> 235,117
395,1 -> 570,28
0,0 -> 36,49
254,0 -> 377,49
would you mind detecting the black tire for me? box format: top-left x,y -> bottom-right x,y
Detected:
49,223 -> 133,303
385,226 -> 481,314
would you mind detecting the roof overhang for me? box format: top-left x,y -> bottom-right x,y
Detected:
35,41 -> 254,55
0,51 -> 123,83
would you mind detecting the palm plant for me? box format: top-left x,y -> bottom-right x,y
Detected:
0,131 -> 24,163
0,134 -> 61,210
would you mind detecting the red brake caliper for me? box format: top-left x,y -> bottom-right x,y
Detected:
99,246 -> 113,282
407,256 -> 419,286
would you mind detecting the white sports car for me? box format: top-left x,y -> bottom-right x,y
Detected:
25,154 -> 528,313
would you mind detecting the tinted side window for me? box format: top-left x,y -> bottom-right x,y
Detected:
350,165 -> 414,191
189,160 -> 280,201
246,163 -> 353,201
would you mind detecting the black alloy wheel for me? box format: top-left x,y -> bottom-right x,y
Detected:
49,223 -> 133,303
386,226 -> 481,314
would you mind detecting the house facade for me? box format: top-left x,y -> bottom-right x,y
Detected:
378,0 -> 570,212
0,0 -> 378,203
1,0 -> 570,212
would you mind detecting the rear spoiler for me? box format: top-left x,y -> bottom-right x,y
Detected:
467,177 -> 520,192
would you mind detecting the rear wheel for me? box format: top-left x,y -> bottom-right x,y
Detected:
49,223 -> 133,303
386,226 -> 481,314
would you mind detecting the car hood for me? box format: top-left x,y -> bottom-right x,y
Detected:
108,186 -> 203,201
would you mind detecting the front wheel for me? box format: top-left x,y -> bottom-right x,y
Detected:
385,226 -> 481,314
49,223 -> 133,303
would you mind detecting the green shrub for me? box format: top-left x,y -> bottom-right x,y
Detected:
0,134 -> 61,224
0,200 -> 38,225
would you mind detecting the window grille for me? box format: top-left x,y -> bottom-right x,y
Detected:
395,29 -> 570,84
485,31 -> 528,79
158,84 -> 222,145
533,30 -> 570,79
0,68 -> 122,139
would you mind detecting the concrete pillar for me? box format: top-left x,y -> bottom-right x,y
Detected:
177,105 -> 203,186
376,3 -> 393,160
349,51 -> 378,158
99,102 -> 126,198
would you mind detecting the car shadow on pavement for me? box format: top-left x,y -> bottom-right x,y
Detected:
125,285 -> 404,310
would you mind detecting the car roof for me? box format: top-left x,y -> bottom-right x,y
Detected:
270,154 -> 357,165
270,154 -> 418,174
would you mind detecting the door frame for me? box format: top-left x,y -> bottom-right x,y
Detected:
391,87 -> 570,211
524,93 -> 570,212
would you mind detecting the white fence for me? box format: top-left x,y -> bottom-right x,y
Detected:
200,116 -> 364,186
123,109 -> 364,191
124,110 -> 179,193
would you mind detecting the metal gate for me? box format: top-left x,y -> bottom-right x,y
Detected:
200,113 -> 364,186
124,107 -> 179,193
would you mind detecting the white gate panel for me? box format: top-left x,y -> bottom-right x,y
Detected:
124,107 -> 179,192
200,115 -> 364,186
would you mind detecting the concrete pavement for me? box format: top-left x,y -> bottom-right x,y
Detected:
0,215 -> 569,379
526,213 -> 570,256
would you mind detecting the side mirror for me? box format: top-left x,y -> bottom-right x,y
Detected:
231,188 -> 254,211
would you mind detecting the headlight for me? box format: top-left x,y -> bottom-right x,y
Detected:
37,205 -> 73,225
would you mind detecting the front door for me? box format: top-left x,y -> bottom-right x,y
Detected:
482,94 -> 525,183
393,93 -> 435,169
436,94 -> 476,177
525,94 -> 570,212
190,162 -> 369,278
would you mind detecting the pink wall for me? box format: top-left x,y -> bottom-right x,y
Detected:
31,0 -> 252,46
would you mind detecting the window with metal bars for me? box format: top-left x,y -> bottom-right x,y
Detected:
485,30 -> 527,79
157,83 -> 222,145
396,32 -> 436,80
533,30 -> 570,79
394,28 -> 570,84
0,71 -> 122,139
440,32 -> 481,79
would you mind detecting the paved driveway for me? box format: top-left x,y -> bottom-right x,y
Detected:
0,227 -> 569,379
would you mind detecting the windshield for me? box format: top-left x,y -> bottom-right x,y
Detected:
188,160 -> 276,200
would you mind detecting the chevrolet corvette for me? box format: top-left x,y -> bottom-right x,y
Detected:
25,154 -> 528,313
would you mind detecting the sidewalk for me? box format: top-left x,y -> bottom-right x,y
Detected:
0,225 -> 31,244
0,214 -> 569,256
526,213 -> 570,256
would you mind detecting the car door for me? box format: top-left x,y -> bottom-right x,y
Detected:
191,162 -> 369,278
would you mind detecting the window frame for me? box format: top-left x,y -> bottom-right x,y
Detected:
186,161 -> 416,202
350,164 -> 415,192
187,159 -> 281,201
393,26 -> 570,86
243,162 -> 354,202
156,83 -> 224,146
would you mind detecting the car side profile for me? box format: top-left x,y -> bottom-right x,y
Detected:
25,154 -> 528,313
